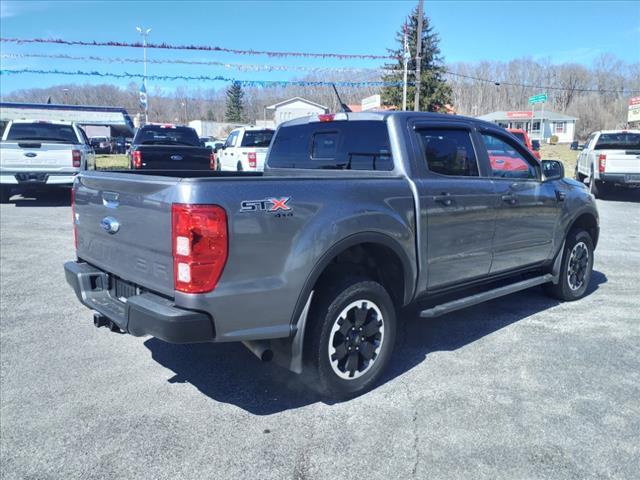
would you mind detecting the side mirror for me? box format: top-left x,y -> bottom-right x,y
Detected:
531,140 -> 540,151
542,159 -> 564,181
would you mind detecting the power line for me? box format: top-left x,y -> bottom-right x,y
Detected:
443,70 -> 640,94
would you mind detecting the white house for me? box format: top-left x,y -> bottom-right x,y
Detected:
267,97 -> 328,126
477,110 -> 577,143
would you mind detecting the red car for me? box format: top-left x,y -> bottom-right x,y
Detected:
507,128 -> 541,160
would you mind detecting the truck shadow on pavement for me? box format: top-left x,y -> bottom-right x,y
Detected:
10,190 -> 72,207
144,270 -> 607,415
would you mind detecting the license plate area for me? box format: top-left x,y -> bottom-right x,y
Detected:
109,275 -> 140,302
16,173 -> 48,183
625,174 -> 640,183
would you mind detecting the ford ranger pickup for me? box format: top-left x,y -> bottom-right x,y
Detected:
64,112 -> 599,398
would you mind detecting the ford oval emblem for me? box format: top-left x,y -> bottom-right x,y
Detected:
170,154 -> 183,161
100,217 -> 120,234
24,152 -> 37,158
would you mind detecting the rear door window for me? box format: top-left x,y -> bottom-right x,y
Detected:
415,128 -> 479,177
268,120 -> 393,171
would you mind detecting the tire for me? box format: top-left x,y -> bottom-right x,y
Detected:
589,175 -> 610,199
0,186 -> 11,203
304,274 -> 396,399
544,229 -> 594,301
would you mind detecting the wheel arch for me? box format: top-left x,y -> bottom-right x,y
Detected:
567,211 -> 599,248
290,232 -> 416,329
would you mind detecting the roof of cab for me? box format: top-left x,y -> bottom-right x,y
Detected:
279,111 -> 498,130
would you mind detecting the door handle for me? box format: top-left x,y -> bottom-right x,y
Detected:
501,194 -> 517,205
434,193 -> 453,206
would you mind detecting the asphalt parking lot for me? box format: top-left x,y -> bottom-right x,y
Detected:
1,190 -> 639,479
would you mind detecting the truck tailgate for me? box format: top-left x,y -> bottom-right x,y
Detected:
0,142 -> 77,171
600,149 -> 640,174
75,172 -> 178,297
137,145 -> 211,170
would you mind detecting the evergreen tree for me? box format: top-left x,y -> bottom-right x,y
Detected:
382,6 -> 451,111
225,82 -> 245,122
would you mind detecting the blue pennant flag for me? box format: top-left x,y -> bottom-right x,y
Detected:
139,83 -> 148,110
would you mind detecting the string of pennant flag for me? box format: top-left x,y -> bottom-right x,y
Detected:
0,53 -> 408,74
0,37 -> 394,60
0,68 -> 410,88
1,37 -> 638,94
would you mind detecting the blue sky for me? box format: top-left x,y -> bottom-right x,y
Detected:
1,0 -> 639,95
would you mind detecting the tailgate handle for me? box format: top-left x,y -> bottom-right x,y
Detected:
102,192 -> 120,209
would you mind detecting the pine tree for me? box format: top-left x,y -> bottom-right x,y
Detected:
225,82 -> 245,122
382,6 -> 451,111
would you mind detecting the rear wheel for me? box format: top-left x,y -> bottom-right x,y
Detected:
544,229 -> 594,301
305,275 -> 396,399
589,174 -> 611,198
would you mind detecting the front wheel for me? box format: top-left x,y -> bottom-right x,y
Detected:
544,229 -> 594,301
305,275 -> 396,399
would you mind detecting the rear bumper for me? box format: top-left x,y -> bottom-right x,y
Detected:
600,173 -> 640,185
0,172 -> 77,186
64,261 -> 215,343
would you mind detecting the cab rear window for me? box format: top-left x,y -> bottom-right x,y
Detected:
595,133 -> 640,150
268,120 -> 393,171
6,123 -> 79,143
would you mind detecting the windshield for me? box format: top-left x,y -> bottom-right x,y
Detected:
6,123 -> 79,143
241,130 -> 274,148
595,132 -> 640,150
135,126 -> 200,146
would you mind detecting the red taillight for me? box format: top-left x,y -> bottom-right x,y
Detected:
132,150 -> 142,169
71,188 -> 77,249
318,113 -> 335,122
172,204 -> 228,293
247,152 -> 257,169
209,151 -> 217,170
72,149 -> 81,168
598,154 -> 606,173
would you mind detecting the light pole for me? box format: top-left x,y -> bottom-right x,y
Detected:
136,26 -> 151,123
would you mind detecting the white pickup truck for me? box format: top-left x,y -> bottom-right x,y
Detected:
217,127 -> 274,172
0,120 -> 94,202
575,130 -> 640,197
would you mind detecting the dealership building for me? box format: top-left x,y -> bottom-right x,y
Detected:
0,102 -> 135,138
478,110 -> 577,143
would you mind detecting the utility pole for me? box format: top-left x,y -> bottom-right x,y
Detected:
136,26 -> 151,123
413,0 -> 424,111
402,22 -> 409,111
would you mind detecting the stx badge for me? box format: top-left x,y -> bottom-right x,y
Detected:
240,197 -> 292,213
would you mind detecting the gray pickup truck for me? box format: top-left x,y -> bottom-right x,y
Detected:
64,112 -> 599,398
